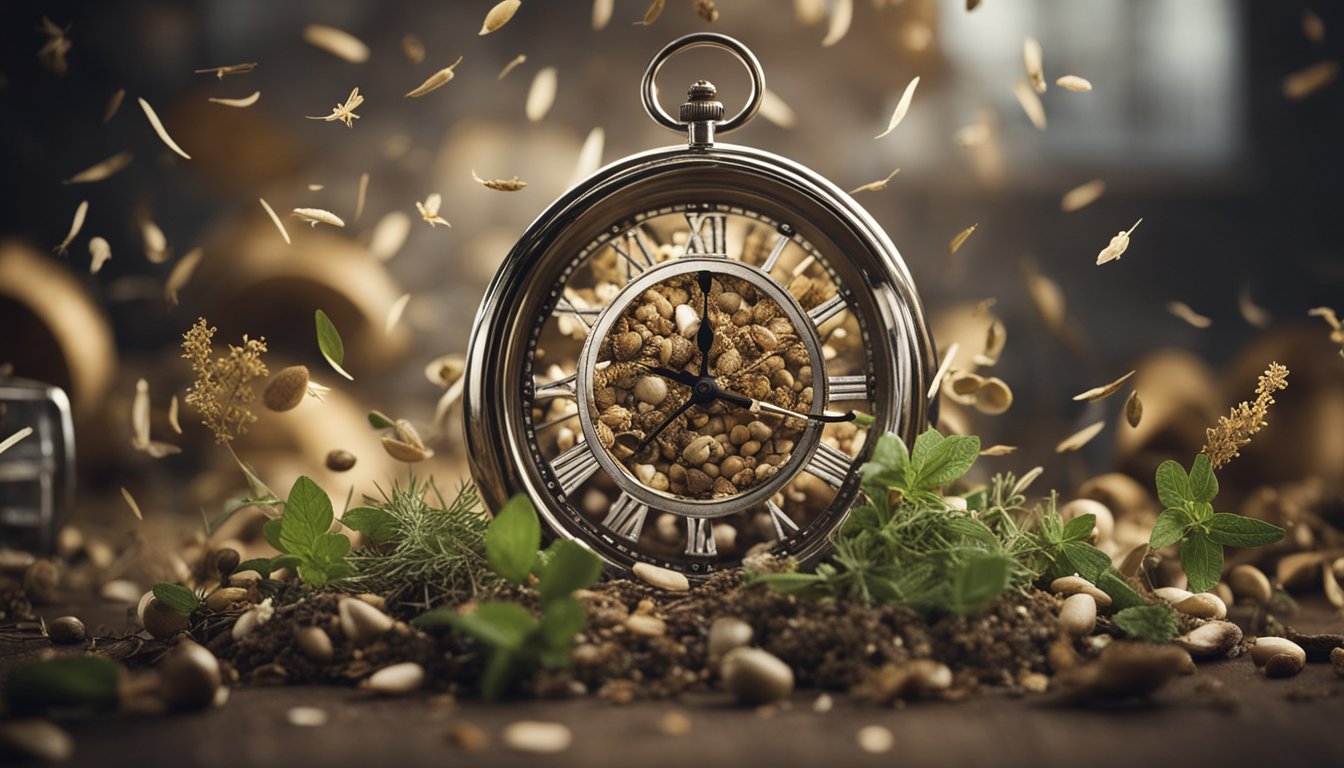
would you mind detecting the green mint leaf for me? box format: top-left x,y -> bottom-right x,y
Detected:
280,476 -> 334,556
1206,513 -> 1285,548
859,433 -> 910,492
1112,604 -> 1179,642
950,552 -> 1011,616
342,507 -> 398,544
1189,501 -> 1215,524
537,540 -> 604,604
537,597 -> 586,663
367,410 -> 396,429
315,309 -> 344,364
234,557 -> 274,577
1095,569 -> 1147,610
1149,508 -> 1190,549
1056,540 -> 1113,582
4,656 -> 122,714
1179,532 -> 1224,593
297,562 -> 329,588
271,554 -> 303,572
311,532 -> 351,565
486,494 -> 541,584
1155,459 -> 1193,508
263,518 -> 285,553
323,562 -> 354,581
1062,513 -> 1097,543
1187,453 -> 1218,504
910,429 -> 980,490
152,583 -> 199,614
454,601 -> 537,650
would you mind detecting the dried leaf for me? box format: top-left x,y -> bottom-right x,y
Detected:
0,427 -> 33,457
208,91 -> 260,108
1283,60 -> 1338,100
821,0 -> 852,47
593,0 -> 614,30
1125,390 -> 1143,428
481,0 -> 522,34
168,395 -> 181,435
1012,79 -> 1047,130
103,89 -> 125,123
875,76 -> 919,139
371,211 -> 412,260
526,67 -> 557,122
849,168 -> 901,194
65,152 -> 132,184
948,223 -> 977,255
405,56 -> 464,98
89,236 -> 111,273
303,24 -> 370,63
292,208 -> 345,228
121,487 -> 143,520
402,34 -> 425,63
138,98 -> 191,160
1024,38 -> 1045,94
194,62 -> 257,79
1167,301 -> 1212,329
927,341 -> 960,401
1096,218 -> 1142,265
1303,8 -> 1325,45
1056,421 -> 1106,453
1073,370 -> 1135,402
979,444 -> 1017,457
165,247 -> 204,306
636,0 -> 666,26
1238,288 -> 1271,328
498,54 -> 527,80
760,89 -> 797,129
355,173 -> 369,222
258,198 -> 291,245
416,194 -> 451,228
54,200 -> 88,255
1055,75 -> 1092,92
471,170 -> 528,192
974,318 -> 1006,367
1060,179 -> 1105,212
142,220 -> 168,264
306,87 -> 363,127
572,127 -> 605,184
385,294 -> 410,334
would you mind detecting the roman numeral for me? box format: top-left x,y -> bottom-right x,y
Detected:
601,492 -> 649,541
685,518 -> 717,557
684,211 -> 727,256
808,294 -> 846,326
610,226 -> 657,274
550,443 -> 600,496
531,373 -> 576,401
827,375 -> 869,403
766,499 -> 799,541
760,233 -> 790,273
805,443 -> 853,488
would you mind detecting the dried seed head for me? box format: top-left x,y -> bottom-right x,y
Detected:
471,170 -> 528,191
480,0 -> 522,35
263,366 -> 310,412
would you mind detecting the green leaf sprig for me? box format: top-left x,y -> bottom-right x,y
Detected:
246,476 -> 353,587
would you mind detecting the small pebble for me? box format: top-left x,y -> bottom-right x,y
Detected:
1228,564 -> 1273,604
0,719 -> 74,762
1264,653 -> 1304,679
287,706 -> 329,727
158,640 -> 222,711
297,626 -> 335,664
721,647 -> 794,706
624,614 -> 666,637
633,376 -> 669,406
1250,637 -> 1306,667
708,617 -> 754,664
47,616 -> 86,644
1176,620 -> 1243,657
326,449 -> 357,472
367,662 -> 425,695
632,562 -> 689,592
502,721 -> 572,754
657,711 -> 692,736
856,724 -> 895,754
1060,593 -> 1097,636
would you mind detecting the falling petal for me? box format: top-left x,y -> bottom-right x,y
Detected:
53,200 -> 88,255
1061,179 -> 1106,212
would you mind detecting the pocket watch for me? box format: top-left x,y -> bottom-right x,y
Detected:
464,33 -> 937,577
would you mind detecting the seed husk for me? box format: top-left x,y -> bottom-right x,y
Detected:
498,54 -> 527,80
382,436 -> 433,463
1056,421 -> 1105,453
138,97 -> 191,159
405,56 -> 464,98
1167,301 -> 1212,329
848,168 -> 900,194
292,208 -> 346,228
303,24 -> 369,62
1096,218 -> 1141,265
1283,60 -> 1338,100
1013,79 -> 1047,130
1055,75 -> 1093,92
1073,370 -> 1135,402
103,88 -> 126,122
1174,593 -> 1226,620
165,247 -> 203,305
471,170 -> 528,191
974,377 -> 1013,415
65,152 -> 132,184
481,0 -> 522,34
636,0 -> 666,26
1265,653 -> 1304,678
948,223 -> 977,255
141,219 -> 168,264
1124,390 -> 1143,427
263,366 -> 310,412
208,91 -> 260,107
1176,620 -> 1242,657
1250,637 -> 1306,667
503,721 -> 572,754
820,0 -> 852,46
1061,179 -> 1106,212
53,200 -> 88,255
874,76 -> 919,139
258,198 -> 291,245
1023,38 -> 1045,93
1050,575 -> 1112,606
526,67 -> 557,122
297,626 -> 335,664
1325,565 -> 1344,608
632,562 -> 688,592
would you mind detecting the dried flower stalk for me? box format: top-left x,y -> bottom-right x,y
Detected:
1202,362 -> 1289,469
181,317 -> 269,443
1308,306 -> 1344,357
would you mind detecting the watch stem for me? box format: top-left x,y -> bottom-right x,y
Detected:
681,80 -> 725,148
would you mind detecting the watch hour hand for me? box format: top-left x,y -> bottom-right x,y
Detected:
696,271 -> 714,378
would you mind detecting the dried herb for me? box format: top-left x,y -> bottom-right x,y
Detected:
182,317 -> 269,443
1202,362 -> 1289,468
1112,604 -> 1178,642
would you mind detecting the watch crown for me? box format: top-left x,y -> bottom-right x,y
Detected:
679,80 -> 725,124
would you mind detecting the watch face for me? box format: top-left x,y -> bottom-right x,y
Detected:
519,202 -> 880,575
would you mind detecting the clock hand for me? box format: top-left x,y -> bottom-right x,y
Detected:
635,395 -> 698,454
696,271 -> 714,378
710,384 -> 857,424
637,363 -> 699,389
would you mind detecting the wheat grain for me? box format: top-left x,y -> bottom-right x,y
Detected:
355,172 -> 369,222
142,220 -> 168,264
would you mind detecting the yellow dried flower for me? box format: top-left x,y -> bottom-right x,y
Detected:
1202,362 -> 1289,469
181,317 -> 269,443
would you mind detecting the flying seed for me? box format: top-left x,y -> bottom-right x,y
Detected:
974,318 -> 1006,367
303,25 -> 369,63
526,67 -> 557,122
168,395 -> 181,434
572,127 -> 605,184
980,444 -> 1017,457
849,168 -> 900,194
306,87 -> 363,127
208,91 -> 260,108
142,220 -> 168,263
1056,75 -> 1092,92
370,211 -> 412,260
1056,421 -> 1105,453
89,236 -> 111,273
355,172 -> 369,222
258,199 -> 291,245
1303,8 -> 1325,44
1073,370 -> 1135,402
165,247 -> 203,306
481,0 -> 522,34
927,341 -> 960,400
386,293 -> 410,334
636,0 -> 666,26
405,56 -> 464,97
138,98 -> 191,159
104,89 -> 126,122
1024,38 -> 1045,93
1238,288 -> 1271,328
1307,306 -> 1344,357
1023,262 -> 1066,333
53,200 -> 88,255
1283,61 -> 1338,100
39,16 -> 72,75
1167,301 -> 1212,329
120,487 -> 143,521
471,170 -> 528,191
953,121 -> 990,148
132,379 -> 151,448
1061,179 -> 1105,212
65,152 -> 132,184
593,0 -> 614,30
821,0 -> 852,47
948,223 -> 977,255
402,34 -> 425,63
875,76 -> 919,139
292,208 -> 345,228
498,54 -> 527,80
308,184 -> 324,191
1125,390 -> 1143,428
0,427 -> 33,457
760,89 -> 797,129
1096,218 -> 1142,265
416,194 -> 451,228
1013,79 -> 1047,130
1011,466 -> 1044,497
194,62 -> 257,79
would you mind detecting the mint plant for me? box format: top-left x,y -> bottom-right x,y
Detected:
1112,604 -> 1180,642
151,582 -> 201,615
235,476 -> 353,588
1148,454 -> 1284,592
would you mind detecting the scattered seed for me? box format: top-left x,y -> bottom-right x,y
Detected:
89,236 -> 111,273
821,0 -> 852,47
142,219 -> 168,263
1073,370 -> 1135,402
1283,60 -> 1338,100
1124,390 -> 1143,428
0,427 -> 33,457
1024,38 -> 1045,93
874,76 -> 919,139
371,211 -> 412,259
593,0 -> 614,30
287,706 -> 329,727
848,168 -> 900,194
695,0 -> 720,22
721,647 -> 794,705
165,247 -> 204,306
481,0 -> 522,34
1167,301 -> 1212,329
1325,566 -> 1344,608
471,170 -> 528,191
636,0 -> 666,26
1237,288 -> 1271,328
53,200 -> 88,255
138,97 -> 191,159
1174,593 -> 1226,620
953,120 -> 990,148
572,127 -> 605,184
1056,421 -> 1105,453
948,223 -> 977,255
405,56 -> 464,98
632,562 -> 689,592
526,66 -> 557,122
256,198 -> 291,245
1056,75 -> 1093,92
386,293 -> 410,334
47,615 -> 86,644
656,711 -> 692,736
120,487 -> 143,520
304,24 -> 370,63
292,208 -> 346,228
796,0 -> 825,25
1060,593 -> 1097,635
416,194 -> 451,228
65,151 -> 132,184
168,395 -> 181,434
1061,179 -> 1105,212
498,54 -> 527,80
1022,261 -> 1066,333
353,172 -> 370,222
1303,8 -> 1325,44
856,725 -> 894,754
208,91 -> 260,108
1096,218 -> 1141,264
382,435 -> 433,463
759,88 -> 797,128
104,88 -> 126,122
503,721 -> 572,754
979,444 -> 1017,456
194,62 -> 257,79
402,34 -> 426,63
306,87 -> 364,127
367,662 -> 425,695
1012,79 -> 1047,130
1176,620 -> 1242,657
974,318 -> 1006,366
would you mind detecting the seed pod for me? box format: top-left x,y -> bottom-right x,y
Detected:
263,366 -> 309,411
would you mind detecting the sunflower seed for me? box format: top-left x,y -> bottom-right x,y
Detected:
354,172 -> 369,222
1283,60 -> 1338,100
1073,370 -> 1135,402
1124,390 -> 1143,427
1061,179 -> 1106,212
65,152 -> 132,184
1056,421 -> 1106,453
1096,218 -> 1141,265
194,62 -> 257,79
875,76 -> 919,139
258,198 -> 291,245
481,0 -> 522,35
979,444 -> 1017,456
526,67 -> 557,122
405,56 -> 464,98
1238,288 -> 1271,328
1303,8 -> 1325,44
89,236 -> 111,273
927,341 -> 960,400
208,91 -> 260,108
593,0 -> 614,30
849,168 -> 901,194
371,211 -> 412,260
1024,38 -> 1045,93
104,88 -> 126,122
1167,301 -> 1212,329
1056,75 -> 1093,92
138,97 -> 191,160
303,24 -> 369,63
760,88 -> 797,128
142,220 -> 168,263
53,200 -> 88,255
416,194 -> 450,227
292,208 -> 345,228
636,0 -> 666,26
1012,79 -> 1047,130
168,395 -> 181,434
386,294 -> 410,334
121,487 -> 143,520
948,223 -> 977,255
571,127 -> 604,184
472,170 -> 527,191
402,34 -> 425,63
821,0 -> 852,47
498,54 -> 527,80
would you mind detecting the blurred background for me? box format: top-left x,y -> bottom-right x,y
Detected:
0,0 -> 1341,560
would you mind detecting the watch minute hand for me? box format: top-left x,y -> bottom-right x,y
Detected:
696,271 -> 714,377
